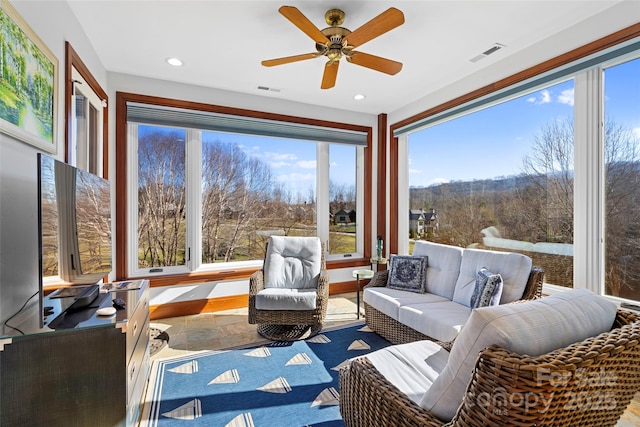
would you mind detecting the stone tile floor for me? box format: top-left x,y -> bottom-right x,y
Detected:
147,292 -> 640,426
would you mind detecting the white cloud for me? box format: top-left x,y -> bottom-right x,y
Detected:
527,89 -> 552,105
295,160 -> 317,169
633,127 -> 640,139
270,161 -> 291,168
409,168 -> 422,174
557,88 -> 574,106
429,177 -> 449,186
539,90 -> 552,104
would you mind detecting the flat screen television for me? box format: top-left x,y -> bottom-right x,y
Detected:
37,154 -> 112,325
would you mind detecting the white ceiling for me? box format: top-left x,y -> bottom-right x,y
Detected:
66,1 -> 632,116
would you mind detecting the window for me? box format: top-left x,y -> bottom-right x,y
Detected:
407,79 -> 575,287
604,56 -> 640,301
65,42 -> 107,178
329,144 -> 358,255
393,29 -> 640,302
118,95 -> 370,279
71,68 -> 104,175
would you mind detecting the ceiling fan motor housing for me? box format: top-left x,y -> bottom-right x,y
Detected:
316,26 -> 352,61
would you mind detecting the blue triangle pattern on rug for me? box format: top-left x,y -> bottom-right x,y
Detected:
142,322 -> 391,426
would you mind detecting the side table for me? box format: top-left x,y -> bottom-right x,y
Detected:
352,269 -> 374,319
370,257 -> 388,271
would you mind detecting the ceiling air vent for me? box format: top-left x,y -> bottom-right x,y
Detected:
257,85 -> 282,92
470,43 -> 506,63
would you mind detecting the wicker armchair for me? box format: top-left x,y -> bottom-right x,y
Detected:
340,309 -> 640,427
364,266 -> 545,345
248,236 -> 329,340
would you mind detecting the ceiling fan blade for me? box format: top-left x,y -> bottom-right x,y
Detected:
262,53 -> 318,67
347,51 -> 402,75
344,7 -> 404,48
321,61 -> 339,90
279,6 -> 329,45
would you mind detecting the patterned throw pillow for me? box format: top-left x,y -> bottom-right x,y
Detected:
387,255 -> 428,293
470,267 -> 504,308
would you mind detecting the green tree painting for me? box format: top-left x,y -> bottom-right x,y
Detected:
0,2 -> 55,145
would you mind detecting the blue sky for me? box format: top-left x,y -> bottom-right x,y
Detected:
408,57 -> 640,187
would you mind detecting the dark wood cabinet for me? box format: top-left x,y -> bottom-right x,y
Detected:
0,280 -> 150,427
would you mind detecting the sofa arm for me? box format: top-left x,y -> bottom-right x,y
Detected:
521,266 -> 544,300
365,270 -> 389,288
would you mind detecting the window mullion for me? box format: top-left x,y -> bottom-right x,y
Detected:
573,68 -> 604,293
186,129 -> 202,271
317,143 -> 330,251
126,122 -> 140,276
397,134 -> 409,255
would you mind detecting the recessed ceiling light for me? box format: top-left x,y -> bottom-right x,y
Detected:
166,57 -> 183,67
354,94 -> 366,100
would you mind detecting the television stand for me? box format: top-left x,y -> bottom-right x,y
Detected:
0,279 -> 150,427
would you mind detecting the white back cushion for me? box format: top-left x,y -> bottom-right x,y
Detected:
452,248 -> 531,306
420,289 -> 618,421
411,241 -> 464,300
264,236 -> 322,289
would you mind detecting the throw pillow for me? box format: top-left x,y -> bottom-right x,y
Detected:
470,267 -> 503,308
387,255 -> 428,293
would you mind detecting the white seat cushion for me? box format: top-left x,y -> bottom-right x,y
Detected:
264,236 -> 322,290
363,287 -> 449,320
398,301 -> 471,342
452,248 -> 532,306
411,241 -> 464,300
420,289 -> 618,421
255,288 -> 317,310
361,340 -> 450,404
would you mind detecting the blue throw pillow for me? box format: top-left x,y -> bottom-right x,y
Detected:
470,267 -> 503,308
387,255 -> 428,293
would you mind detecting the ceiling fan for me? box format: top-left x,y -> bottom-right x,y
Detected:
262,6 -> 405,89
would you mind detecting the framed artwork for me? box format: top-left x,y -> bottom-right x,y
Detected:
0,0 -> 58,153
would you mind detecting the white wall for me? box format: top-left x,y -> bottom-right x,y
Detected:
0,0 -> 107,322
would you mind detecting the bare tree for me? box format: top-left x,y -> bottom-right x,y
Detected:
518,117 -> 640,296
137,131 -> 186,267
202,141 -> 275,263
519,117 -> 574,243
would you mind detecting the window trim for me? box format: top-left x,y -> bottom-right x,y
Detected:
115,92 -> 373,282
64,42 -> 108,178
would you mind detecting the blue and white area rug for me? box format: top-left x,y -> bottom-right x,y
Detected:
141,322 -> 390,426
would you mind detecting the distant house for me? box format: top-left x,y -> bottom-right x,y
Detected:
409,209 -> 426,235
334,209 -> 350,224
409,208 -> 439,237
348,209 -> 356,223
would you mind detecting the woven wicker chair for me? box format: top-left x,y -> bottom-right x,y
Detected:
248,236 -> 329,340
339,309 -> 640,427
364,266 -> 545,345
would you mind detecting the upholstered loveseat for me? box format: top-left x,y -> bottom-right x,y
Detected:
340,289 -> 640,427
363,240 -> 544,344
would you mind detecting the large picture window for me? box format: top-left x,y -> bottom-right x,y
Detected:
407,79 -> 575,288
118,95 -> 370,279
394,34 -> 640,303
604,56 -> 640,300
